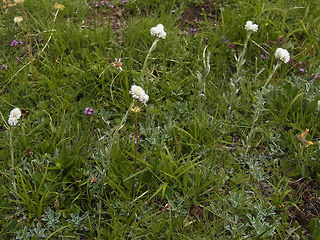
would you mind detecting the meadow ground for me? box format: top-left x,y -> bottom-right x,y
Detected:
1,0 -> 320,239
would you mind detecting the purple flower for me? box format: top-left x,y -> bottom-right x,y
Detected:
129,133 -> 139,144
221,36 -> 228,43
129,133 -> 135,139
11,37 -> 24,47
302,62 -> 308,67
260,52 -> 269,60
109,5 -> 114,8
122,0 -> 127,3
299,68 -> 305,74
84,107 -> 95,116
228,43 -> 235,49
94,1 -> 99,7
190,28 -> 197,34
100,0 -> 107,5
11,40 -> 19,47
1,65 -> 7,70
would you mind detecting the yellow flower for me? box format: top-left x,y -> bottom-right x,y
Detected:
54,2 -> 64,10
131,106 -> 142,113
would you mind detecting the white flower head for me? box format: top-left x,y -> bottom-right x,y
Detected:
275,48 -> 290,63
13,16 -> 23,24
14,0 -> 24,4
142,94 -> 149,103
8,108 -> 22,126
150,24 -> 166,39
129,85 -> 149,105
245,21 -> 258,32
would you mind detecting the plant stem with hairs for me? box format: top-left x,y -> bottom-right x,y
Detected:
228,32 -> 253,117
141,39 -> 159,81
132,111 -> 139,196
9,128 -> 17,193
235,32 -> 252,81
19,5 -> 34,77
17,22 -> 28,55
245,62 -> 282,158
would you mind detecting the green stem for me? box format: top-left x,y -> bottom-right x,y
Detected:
9,128 -> 16,192
141,39 -> 159,81
229,32 -> 252,117
235,32 -> 252,81
20,5 -> 34,77
263,62 -> 281,89
245,62 -> 282,157
132,111 -> 139,196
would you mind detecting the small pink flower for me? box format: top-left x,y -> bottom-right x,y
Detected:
84,107 -> 95,116
113,58 -> 123,71
190,28 -> 197,34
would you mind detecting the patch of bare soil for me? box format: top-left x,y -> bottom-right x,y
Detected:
287,179 -> 320,237
178,0 -> 227,30
85,4 -> 128,34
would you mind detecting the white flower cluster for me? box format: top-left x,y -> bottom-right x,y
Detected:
129,85 -> 149,105
13,16 -> 23,24
150,24 -> 167,39
8,108 -> 22,126
275,48 -> 290,63
245,21 -> 258,32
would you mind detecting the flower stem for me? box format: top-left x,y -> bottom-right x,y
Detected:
235,32 -> 252,81
18,22 -> 28,55
228,33 -> 252,117
245,62 -> 282,157
9,128 -> 17,193
40,9 -> 60,53
141,39 -> 159,81
132,111 -> 139,196
20,5 -> 34,77
263,62 -> 281,89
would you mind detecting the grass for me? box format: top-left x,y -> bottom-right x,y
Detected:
1,0 -> 320,239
